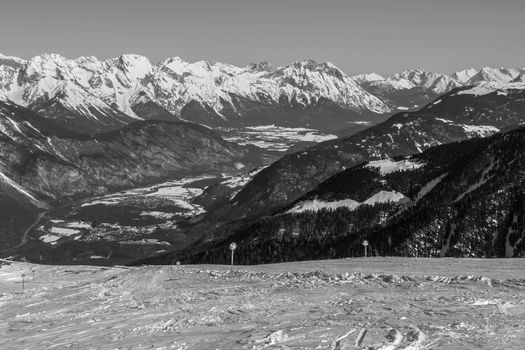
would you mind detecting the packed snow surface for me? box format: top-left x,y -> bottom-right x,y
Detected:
1,258 -> 524,349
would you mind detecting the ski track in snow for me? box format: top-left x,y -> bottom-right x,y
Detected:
0,258 -> 524,349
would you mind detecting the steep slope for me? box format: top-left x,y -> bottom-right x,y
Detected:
26,82 -> 136,134
452,68 -> 479,84
145,126 -> 525,264
129,90 -> 176,121
466,67 -> 521,84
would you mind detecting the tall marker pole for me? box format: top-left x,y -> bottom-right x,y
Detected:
229,242 -> 237,271
362,240 -> 369,257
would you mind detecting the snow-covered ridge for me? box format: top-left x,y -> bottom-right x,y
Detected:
354,67 -> 525,97
1,52 -> 523,128
0,53 -> 392,121
457,82 -> 525,96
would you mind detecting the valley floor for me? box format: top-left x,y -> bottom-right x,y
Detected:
1,258 -> 524,349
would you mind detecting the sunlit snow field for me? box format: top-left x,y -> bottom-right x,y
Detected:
1,258 -> 524,349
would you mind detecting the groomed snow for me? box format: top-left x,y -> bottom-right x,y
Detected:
366,158 -> 425,175
0,259 -> 523,349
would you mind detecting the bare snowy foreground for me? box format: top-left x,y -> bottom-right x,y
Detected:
1,258 -> 525,349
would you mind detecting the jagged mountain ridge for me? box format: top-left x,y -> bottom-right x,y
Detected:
352,67 -> 524,109
1,52 -> 523,134
0,54 -> 391,133
140,125 -> 525,264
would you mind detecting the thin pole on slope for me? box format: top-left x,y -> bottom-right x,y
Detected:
363,240 -> 369,257
21,273 -> 25,291
229,242 -> 237,271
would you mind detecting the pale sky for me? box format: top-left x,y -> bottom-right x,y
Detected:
1,0 -> 524,76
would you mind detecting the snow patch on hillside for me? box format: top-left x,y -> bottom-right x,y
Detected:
364,191 -> 410,205
287,198 -> 360,213
288,191 -> 409,213
460,124 -> 500,137
140,211 -> 176,219
366,158 -> 425,175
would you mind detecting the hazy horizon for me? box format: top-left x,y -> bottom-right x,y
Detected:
1,0 -> 524,76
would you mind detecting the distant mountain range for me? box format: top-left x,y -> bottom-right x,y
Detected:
1,53 -> 524,133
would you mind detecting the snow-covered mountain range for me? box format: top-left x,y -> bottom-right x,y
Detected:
0,53 -> 523,133
353,67 -> 525,109
0,54 -> 390,133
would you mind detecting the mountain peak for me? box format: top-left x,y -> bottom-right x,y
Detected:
468,67 -> 521,84
247,61 -> 273,72
452,68 -> 478,83
115,54 -> 153,80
